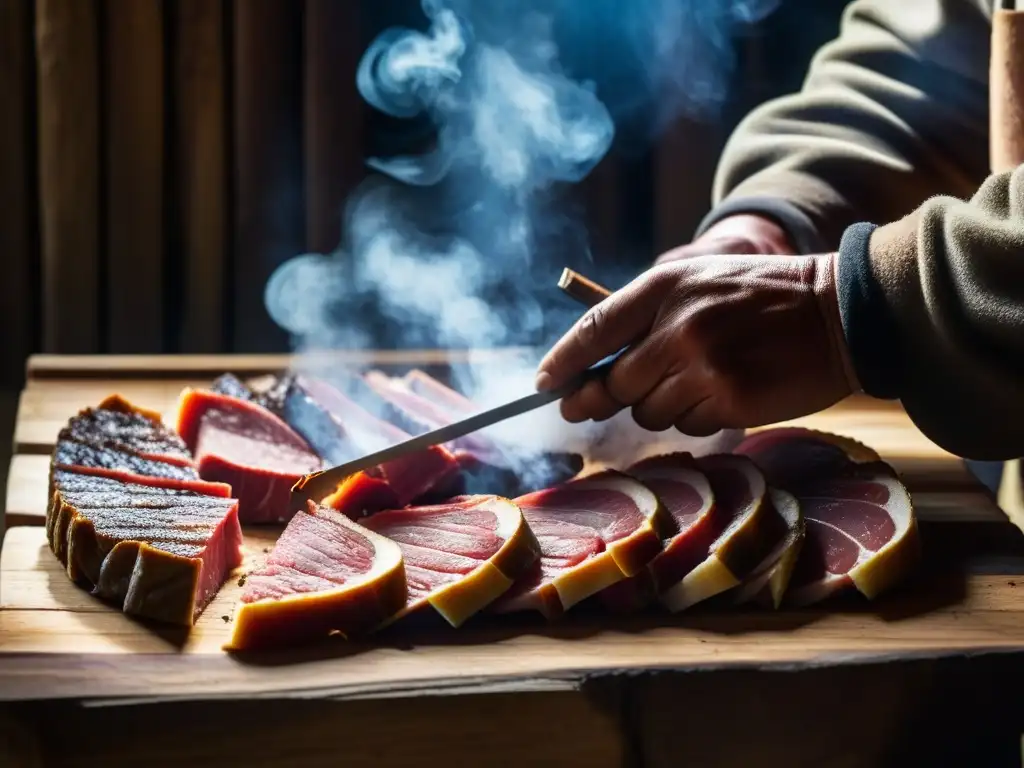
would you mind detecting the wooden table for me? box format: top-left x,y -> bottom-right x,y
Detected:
4,353 -> 1024,767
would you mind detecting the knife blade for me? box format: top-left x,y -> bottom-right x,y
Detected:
290,351 -> 622,507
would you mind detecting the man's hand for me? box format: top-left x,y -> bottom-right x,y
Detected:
535,254 -> 859,436
654,214 -> 798,265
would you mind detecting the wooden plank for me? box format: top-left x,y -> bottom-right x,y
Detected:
26,349 -> 534,379
35,0 -> 100,353
3,692 -> 626,767
174,0 -> 228,353
304,0 -> 364,254
5,455 -> 47,528
0,0 -> 36,390
103,0 -> 165,353
232,0 -> 303,352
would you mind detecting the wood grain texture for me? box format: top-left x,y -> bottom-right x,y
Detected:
174,0 -> 227,353
0,0 -> 36,390
35,0 -> 100,353
304,0 -> 364,254
232,0 -> 303,353
103,0 -> 165,353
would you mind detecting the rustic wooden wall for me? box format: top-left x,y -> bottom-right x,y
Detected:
0,0 -> 850,385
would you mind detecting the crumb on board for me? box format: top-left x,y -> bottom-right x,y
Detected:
221,615 -> 230,623
262,547 -> 270,553
237,574 -> 247,587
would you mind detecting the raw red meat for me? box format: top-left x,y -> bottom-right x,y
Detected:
46,467 -> 244,626
492,470 -> 670,618
176,388 -> 323,524
599,452 -> 720,612
281,375 -> 462,517
659,454 -> 785,612
736,428 -> 920,606
362,495 -> 540,626
731,488 -> 805,608
228,500 -> 407,651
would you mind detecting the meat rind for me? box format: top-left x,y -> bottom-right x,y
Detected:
731,488 -> 805,608
600,452 -> 719,612
494,470 -> 670,618
660,454 -> 783,612
364,495 -> 540,627
46,469 -> 244,626
175,387 -> 322,524
226,502 -> 407,651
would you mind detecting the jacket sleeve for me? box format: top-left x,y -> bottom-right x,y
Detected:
696,0 -> 991,254
836,167 -> 1024,461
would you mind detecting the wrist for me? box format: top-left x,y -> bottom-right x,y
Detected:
813,253 -> 861,395
696,214 -> 798,256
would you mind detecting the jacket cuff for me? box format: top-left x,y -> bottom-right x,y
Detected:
694,196 -> 827,254
835,222 -> 901,400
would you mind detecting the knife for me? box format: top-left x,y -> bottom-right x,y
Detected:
290,350 -> 622,507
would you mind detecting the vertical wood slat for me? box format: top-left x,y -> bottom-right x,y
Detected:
233,0 -> 304,353
103,0 -> 165,353
653,118 -> 722,253
0,0 -> 36,388
175,0 -> 227,353
304,0 -> 365,255
35,0 -> 100,353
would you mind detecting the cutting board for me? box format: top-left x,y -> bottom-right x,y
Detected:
4,353 -> 1024,706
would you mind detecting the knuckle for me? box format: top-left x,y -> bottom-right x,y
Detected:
577,305 -> 606,346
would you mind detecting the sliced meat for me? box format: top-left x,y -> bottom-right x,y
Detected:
402,368 -> 478,417
367,369 -> 583,495
737,428 -> 920,606
281,375 -> 462,517
493,470 -> 669,618
176,388 -> 323,524
46,467 -> 244,626
362,495 -> 539,626
731,488 -> 805,608
659,454 -> 786,612
599,453 -> 721,612
227,500 -> 406,651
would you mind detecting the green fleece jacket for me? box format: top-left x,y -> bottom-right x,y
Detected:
697,0 -> 1024,461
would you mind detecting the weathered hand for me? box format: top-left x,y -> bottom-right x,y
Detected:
536,254 -> 859,436
653,214 -> 798,266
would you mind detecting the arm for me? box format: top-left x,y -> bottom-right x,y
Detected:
838,166 -> 1024,461
698,0 -> 992,253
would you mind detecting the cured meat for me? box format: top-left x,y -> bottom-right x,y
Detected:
366,369 -> 583,495
493,471 -> 669,618
731,488 -> 805,608
227,500 -> 407,651
176,389 -> 323,524
659,454 -> 785,612
46,468 -> 243,625
736,428 -> 920,606
362,495 -> 540,627
599,453 -> 720,612
279,375 -> 462,517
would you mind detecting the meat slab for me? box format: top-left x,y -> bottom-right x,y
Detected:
598,453 -> 720,612
659,454 -> 785,612
176,388 -> 323,524
493,470 -> 669,618
736,428 -> 920,606
46,467 -> 243,626
731,488 -> 805,608
362,495 -> 540,627
228,500 -> 407,651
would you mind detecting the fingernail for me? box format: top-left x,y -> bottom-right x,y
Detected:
535,371 -> 553,391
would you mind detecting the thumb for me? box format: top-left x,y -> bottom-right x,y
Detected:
536,267 -> 673,391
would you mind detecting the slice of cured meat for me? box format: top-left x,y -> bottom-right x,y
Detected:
659,454 -> 785,612
46,468 -> 244,625
736,428 -> 920,606
402,368 -> 478,417
279,375 -> 462,517
492,470 -> 669,618
598,453 -> 720,612
176,388 -> 323,524
227,500 -> 407,651
731,488 -> 805,608
362,495 -> 540,627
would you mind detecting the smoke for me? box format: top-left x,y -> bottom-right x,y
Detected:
264,0 -> 768,477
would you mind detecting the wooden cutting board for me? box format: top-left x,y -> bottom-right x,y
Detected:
4,352 -> 1024,707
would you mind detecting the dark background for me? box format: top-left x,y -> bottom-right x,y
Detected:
0,0 -> 851,388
